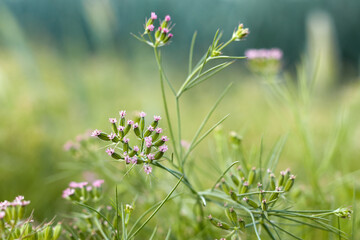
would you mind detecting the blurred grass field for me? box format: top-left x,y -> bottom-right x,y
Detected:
0,1 -> 360,238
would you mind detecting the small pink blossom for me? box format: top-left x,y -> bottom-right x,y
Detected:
69,181 -> 88,188
154,115 -> 161,121
151,12 -> 157,20
147,126 -> 154,132
109,118 -> 117,123
165,15 -> 171,22
127,120 -> 134,125
106,148 -> 115,156
119,110 -> 126,118
62,188 -> 75,198
133,123 -> 139,129
124,155 -> 131,164
139,111 -> 146,117
146,141 -> 152,148
91,129 -> 101,137
123,137 -> 129,143
147,153 -> 155,160
118,126 -> 125,132
86,186 -> 92,191
64,141 -> 78,151
159,145 -> 168,152
108,133 -> 117,140
167,33 -> 173,38
155,128 -> 163,134
147,24 -> 155,32
144,136 -> 152,142
92,179 -> 105,188
144,165 -> 152,174
131,156 -> 138,164
181,140 -> 190,150
161,136 -> 169,142
163,28 -> 169,34
0,211 -> 5,219
133,146 -> 139,152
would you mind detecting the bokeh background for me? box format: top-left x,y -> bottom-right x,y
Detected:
0,0 -> 360,231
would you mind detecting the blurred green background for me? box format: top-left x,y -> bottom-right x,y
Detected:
0,0 -> 359,231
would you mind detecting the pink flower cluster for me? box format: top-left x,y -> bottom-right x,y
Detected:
62,180 -> 105,199
245,48 -> 283,60
0,195 -> 31,218
93,111 -> 170,175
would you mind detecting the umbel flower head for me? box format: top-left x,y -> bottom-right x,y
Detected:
62,179 -> 105,203
91,110 -> 169,175
245,48 -> 283,75
134,12 -> 174,48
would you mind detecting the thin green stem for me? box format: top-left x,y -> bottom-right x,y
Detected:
153,47 -> 180,162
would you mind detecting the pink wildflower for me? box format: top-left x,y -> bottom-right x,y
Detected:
159,145 -> 168,152
62,188 -> 75,198
151,12 -> 157,20
139,111 -> 146,117
161,136 -> 169,142
108,133 -> 116,140
109,118 -> 117,123
147,153 -> 155,160
91,129 -> 101,137
133,146 -> 139,152
155,128 -> 163,134
106,148 -> 115,156
131,156 -> 138,164
147,126 -> 154,132
127,120 -> 134,125
133,123 -> 139,129
118,126 -> 125,132
119,110 -> 126,118
147,24 -> 155,32
92,179 -> 105,188
124,155 -> 131,164
165,15 -> 171,22
123,137 -> 129,143
0,211 -> 5,219
144,165 -> 152,175
154,115 -> 161,121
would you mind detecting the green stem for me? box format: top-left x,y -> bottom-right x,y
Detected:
153,47 -> 180,163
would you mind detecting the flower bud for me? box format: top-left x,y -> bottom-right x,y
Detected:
230,173 -> 240,186
238,218 -> 245,230
133,123 -> 140,138
225,207 -> 238,225
284,175 -> 295,192
261,199 -> 268,211
230,190 -> 238,202
232,23 -> 249,41
247,167 -> 256,185
208,215 -> 230,230
98,133 -> 110,141
221,179 -> 231,195
239,181 -> 249,194
268,187 -> 281,201
237,166 -> 245,179
278,171 -> 286,187
243,197 -> 258,209
270,173 -> 276,191
229,131 -> 242,146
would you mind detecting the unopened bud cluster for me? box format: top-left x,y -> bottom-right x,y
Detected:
143,12 -> 173,47
91,111 -> 169,175
62,179 -> 105,203
215,166 -> 296,211
232,24 -> 249,41
0,196 -> 61,240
